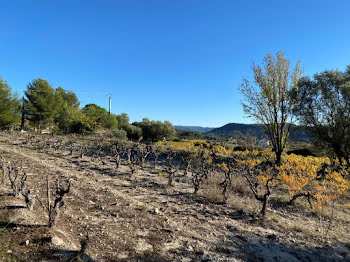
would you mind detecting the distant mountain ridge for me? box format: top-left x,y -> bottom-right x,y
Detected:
208,123 -> 310,141
175,123 -> 310,141
174,126 -> 215,133
208,123 -> 264,137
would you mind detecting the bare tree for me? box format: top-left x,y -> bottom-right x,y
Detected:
68,140 -> 74,155
0,158 -> 6,185
181,153 -> 193,177
19,172 -> 36,210
151,145 -> 161,168
114,142 -> 126,170
47,176 -> 71,227
243,161 -> 276,217
70,234 -> 90,262
164,149 -> 178,186
191,162 -> 211,194
189,148 -> 213,194
126,147 -> 138,175
8,163 -> 24,197
6,163 -> 36,210
218,159 -> 237,203
80,142 -> 87,158
191,164 -> 207,195
137,144 -> 151,169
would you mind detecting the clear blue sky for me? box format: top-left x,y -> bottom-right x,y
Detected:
0,0 -> 349,127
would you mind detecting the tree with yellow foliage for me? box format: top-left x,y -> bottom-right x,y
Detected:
239,51 -> 302,164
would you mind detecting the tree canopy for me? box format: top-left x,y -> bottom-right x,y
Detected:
0,77 -> 20,129
54,87 -> 82,133
291,66 -> 350,166
133,118 -> 176,143
239,51 -> 302,163
55,86 -> 80,109
82,104 -> 118,130
24,79 -> 59,131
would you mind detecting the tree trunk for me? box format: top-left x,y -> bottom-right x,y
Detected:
260,194 -> 269,217
275,150 -> 282,165
20,111 -> 25,131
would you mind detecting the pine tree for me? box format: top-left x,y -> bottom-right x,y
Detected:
24,78 -> 59,132
0,77 -> 20,129
55,86 -> 80,132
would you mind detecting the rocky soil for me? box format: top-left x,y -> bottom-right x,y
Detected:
0,134 -> 349,261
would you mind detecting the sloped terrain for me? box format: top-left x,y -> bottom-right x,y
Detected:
208,123 -> 310,142
0,133 -> 349,262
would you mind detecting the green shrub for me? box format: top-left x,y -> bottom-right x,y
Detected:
126,125 -> 143,141
58,108 -> 96,134
112,128 -> 127,140
133,118 -> 176,142
82,104 -> 118,130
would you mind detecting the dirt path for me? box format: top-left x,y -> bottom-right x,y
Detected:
0,138 -> 347,262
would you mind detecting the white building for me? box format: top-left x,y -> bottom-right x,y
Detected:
258,138 -> 270,148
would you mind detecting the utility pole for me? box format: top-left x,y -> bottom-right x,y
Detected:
107,93 -> 112,114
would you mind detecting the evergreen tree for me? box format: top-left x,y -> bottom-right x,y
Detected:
0,77 -> 20,129
55,86 -> 80,132
82,104 -> 118,129
55,86 -> 80,109
24,78 -> 58,131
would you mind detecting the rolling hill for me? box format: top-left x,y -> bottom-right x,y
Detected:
175,123 -> 310,142
208,123 -> 310,141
